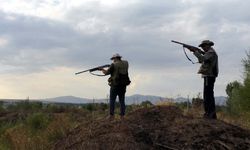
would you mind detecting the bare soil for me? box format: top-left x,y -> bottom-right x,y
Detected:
54,106 -> 250,150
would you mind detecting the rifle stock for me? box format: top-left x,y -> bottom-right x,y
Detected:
75,64 -> 110,75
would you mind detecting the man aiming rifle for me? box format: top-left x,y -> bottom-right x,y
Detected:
99,53 -> 130,120
172,40 -> 219,119
75,54 -> 130,120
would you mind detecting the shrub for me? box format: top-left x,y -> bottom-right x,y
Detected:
140,101 -> 153,108
83,103 -> 96,112
26,113 -> 50,131
46,104 -> 66,113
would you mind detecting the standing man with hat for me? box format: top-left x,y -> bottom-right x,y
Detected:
188,40 -> 219,119
99,53 -> 130,120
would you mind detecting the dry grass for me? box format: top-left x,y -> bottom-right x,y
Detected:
0,112 -> 85,150
218,111 -> 250,130
181,105 -> 250,130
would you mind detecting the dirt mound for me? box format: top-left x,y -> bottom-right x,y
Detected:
54,106 -> 250,150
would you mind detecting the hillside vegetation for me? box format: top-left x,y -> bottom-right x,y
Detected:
1,101 -> 250,150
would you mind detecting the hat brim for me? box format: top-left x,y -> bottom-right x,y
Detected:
110,56 -> 121,60
199,42 -> 214,47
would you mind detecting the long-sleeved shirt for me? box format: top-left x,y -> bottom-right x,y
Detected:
193,47 -> 219,77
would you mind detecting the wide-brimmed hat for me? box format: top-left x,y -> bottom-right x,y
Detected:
110,53 -> 122,60
198,40 -> 214,47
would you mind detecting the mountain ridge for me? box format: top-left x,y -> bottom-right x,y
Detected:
1,94 -> 228,106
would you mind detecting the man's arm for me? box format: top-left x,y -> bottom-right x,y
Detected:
193,51 -> 214,63
100,63 -> 114,75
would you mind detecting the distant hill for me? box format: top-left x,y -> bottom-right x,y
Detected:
0,94 -> 227,106
214,96 -> 228,106
125,94 -> 165,105
39,94 -> 228,106
43,96 -> 92,104
38,94 -> 165,105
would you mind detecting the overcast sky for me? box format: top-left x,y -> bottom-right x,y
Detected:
0,0 -> 249,99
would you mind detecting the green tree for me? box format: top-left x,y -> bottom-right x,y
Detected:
226,81 -> 241,113
242,51 -> 250,77
240,51 -> 250,111
226,51 -> 250,114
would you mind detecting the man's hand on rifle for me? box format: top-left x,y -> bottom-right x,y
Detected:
98,68 -> 107,75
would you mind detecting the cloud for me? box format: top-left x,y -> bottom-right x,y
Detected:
0,37 -> 8,47
0,0 -> 250,98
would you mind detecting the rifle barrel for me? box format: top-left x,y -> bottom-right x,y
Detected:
75,64 -> 110,75
171,40 -> 185,45
75,70 -> 89,75
171,40 -> 205,54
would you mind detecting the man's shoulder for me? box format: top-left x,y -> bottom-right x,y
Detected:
206,48 -> 218,57
207,48 -> 216,53
122,60 -> 129,64
113,60 -> 128,65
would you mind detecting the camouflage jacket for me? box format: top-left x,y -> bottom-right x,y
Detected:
193,47 -> 219,77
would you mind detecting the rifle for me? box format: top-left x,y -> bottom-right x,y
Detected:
171,40 -> 205,64
171,40 -> 204,54
75,64 -> 110,76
